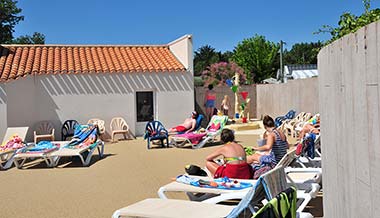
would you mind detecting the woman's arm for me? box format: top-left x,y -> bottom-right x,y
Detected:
253,133 -> 274,151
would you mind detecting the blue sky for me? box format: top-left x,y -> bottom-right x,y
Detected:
14,0 -> 380,51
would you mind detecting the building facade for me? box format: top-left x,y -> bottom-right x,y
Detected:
0,35 -> 194,141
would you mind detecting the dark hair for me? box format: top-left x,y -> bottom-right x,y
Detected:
221,129 -> 234,143
191,111 -> 199,119
263,115 -> 275,128
208,84 -> 214,90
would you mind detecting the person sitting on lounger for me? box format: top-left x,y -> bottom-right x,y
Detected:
298,114 -> 320,140
168,111 -> 199,134
206,128 -> 253,179
246,115 -> 289,165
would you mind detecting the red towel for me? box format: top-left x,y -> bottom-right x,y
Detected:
214,163 -> 253,179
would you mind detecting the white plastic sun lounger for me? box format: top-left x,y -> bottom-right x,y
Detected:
113,166 -> 311,218
13,146 -> 59,168
0,127 -> 29,169
50,140 -> 104,167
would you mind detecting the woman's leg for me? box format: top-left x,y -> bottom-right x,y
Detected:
247,153 -> 262,164
206,160 -> 219,176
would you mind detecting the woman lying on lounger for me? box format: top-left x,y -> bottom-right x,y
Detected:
205,129 -> 253,179
246,115 -> 289,165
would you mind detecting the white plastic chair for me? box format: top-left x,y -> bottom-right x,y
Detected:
34,121 -> 55,143
110,117 -> 132,143
87,118 -> 106,135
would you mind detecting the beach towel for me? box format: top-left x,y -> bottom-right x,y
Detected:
175,132 -> 207,144
214,162 -> 254,179
253,187 -> 297,218
176,174 -> 252,190
25,141 -> 59,153
0,135 -> 26,152
65,125 -> 98,149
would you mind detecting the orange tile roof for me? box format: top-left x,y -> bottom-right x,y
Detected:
0,45 -> 186,82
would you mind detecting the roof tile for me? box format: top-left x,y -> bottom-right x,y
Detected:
0,45 -> 186,82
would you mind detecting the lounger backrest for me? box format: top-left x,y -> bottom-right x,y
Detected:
226,166 -> 287,218
206,115 -> 228,131
194,114 -> 204,131
1,127 -> 29,145
277,148 -> 296,168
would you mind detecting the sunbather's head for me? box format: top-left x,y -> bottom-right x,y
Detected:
221,128 -> 235,143
263,115 -> 275,129
191,111 -> 199,119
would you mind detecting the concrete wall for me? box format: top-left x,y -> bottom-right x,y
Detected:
256,77 -> 319,118
0,83 -> 6,142
194,85 -> 257,124
2,72 -> 194,141
318,21 -> 380,218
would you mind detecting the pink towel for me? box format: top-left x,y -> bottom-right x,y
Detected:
176,132 -> 207,144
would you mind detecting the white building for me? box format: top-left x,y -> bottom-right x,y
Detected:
283,64 -> 318,82
0,35 -> 194,141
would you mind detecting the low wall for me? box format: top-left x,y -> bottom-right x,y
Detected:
194,85 -> 257,124
256,77 -> 319,118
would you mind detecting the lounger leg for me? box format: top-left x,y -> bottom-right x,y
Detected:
14,158 -> 27,169
84,147 -> 96,166
44,157 -> 54,167
3,153 -> 17,169
97,141 -> 105,158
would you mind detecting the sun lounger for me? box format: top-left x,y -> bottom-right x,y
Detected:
49,140 -> 104,167
113,166 -> 313,218
171,115 -> 228,149
0,127 -> 29,169
50,124 -> 104,167
13,141 -> 60,168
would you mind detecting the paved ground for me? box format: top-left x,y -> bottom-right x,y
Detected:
0,124 -> 323,218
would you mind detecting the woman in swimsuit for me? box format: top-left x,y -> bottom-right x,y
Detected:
247,115 -> 289,165
204,84 -> 216,122
206,129 -> 253,179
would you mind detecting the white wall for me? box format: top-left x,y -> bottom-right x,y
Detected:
3,71 -> 194,141
0,83 -> 7,142
318,21 -> 380,218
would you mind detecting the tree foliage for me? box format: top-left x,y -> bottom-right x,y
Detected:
284,42 -> 323,65
0,0 -> 45,44
316,0 -> 380,43
193,45 -> 233,76
201,62 -> 246,86
194,45 -> 220,76
11,32 -> 45,44
231,35 -> 279,83
0,0 -> 24,43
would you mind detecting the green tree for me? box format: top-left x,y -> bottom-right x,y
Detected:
284,42 -> 323,65
0,0 -> 45,44
0,0 -> 24,43
193,45 -> 220,76
316,0 -> 380,43
12,32 -> 45,44
231,35 -> 279,83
